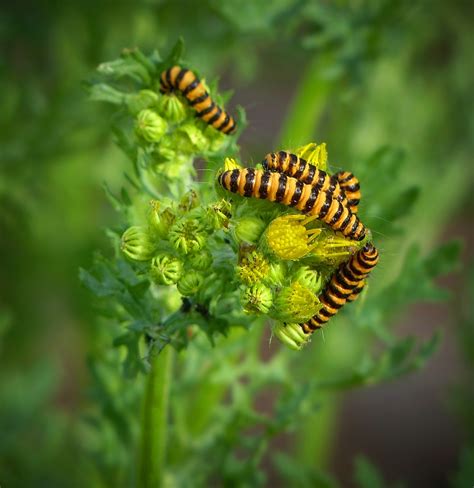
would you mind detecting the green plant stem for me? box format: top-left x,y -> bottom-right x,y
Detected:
278,54 -> 333,147
139,345 -> 173,488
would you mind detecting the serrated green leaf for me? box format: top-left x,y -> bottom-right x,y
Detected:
97,55 -> 151,84
162,38 -> 185,68
86,82 -> 127,105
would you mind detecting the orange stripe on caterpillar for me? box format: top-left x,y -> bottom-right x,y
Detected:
160,65 -> 236,134
262,151 -> 361,213
218,168 -> 366,241
300,243 -> 379,333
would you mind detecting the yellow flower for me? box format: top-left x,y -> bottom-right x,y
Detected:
223,157 -> 242,171
272,280 -> 322,322
272,322 -> 311,351
265,214 -> 322,260
237,249 -> 270,286
295,142 -> 328,170
311,230 -> 360,266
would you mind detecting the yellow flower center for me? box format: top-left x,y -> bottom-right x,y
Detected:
237,250 -> 270,285
274,281 -> 321,322
266,214 -> 321,260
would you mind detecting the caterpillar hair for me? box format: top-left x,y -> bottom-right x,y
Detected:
218,168 -> 366,241
262,151 -> 361,214
300,242 -> 379,333
160,65 -> 236,134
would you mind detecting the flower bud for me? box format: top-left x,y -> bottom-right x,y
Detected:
232,216 -> 266,244
266,262 -> 286,287
135,109 -> 168,142
237,249 -> 270,286
150,254 -> 183,285
271,281 -> 321,323
179,189 -> 199,212
241,284 -> 273,315
272,323 -> 311,351
121,226 -> 156,261
177,271 -> 204,296
127,89 -> 159,115
294,267 -> 323,294
176,123 -> 209,153
156,93 -> 187,123
188,250 -> 213,271
169,219 -> 206,255
148,201 -> 176,238
204,200 -> 232,230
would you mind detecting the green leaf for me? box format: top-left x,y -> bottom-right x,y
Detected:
319,332 -> 441,390
86,82 -> 127,105
97,55 -> 151,84
162,37 -> 185,68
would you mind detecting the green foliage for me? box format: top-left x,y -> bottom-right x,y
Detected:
1,1 -> 472,486
76,41 -> 462,486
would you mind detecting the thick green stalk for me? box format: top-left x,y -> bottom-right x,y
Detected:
139,345 -> 173,488
278,54 -> 333,147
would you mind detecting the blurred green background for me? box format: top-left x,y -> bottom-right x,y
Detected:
1,1 -> 473,486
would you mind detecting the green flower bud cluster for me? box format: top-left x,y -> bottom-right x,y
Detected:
237,245 -> 324,324
121,189 -> 234,300
97,52 -> 236,195
127,86 -> 229,173
92,48 -> 363,352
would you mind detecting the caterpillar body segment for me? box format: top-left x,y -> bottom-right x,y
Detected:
346,280 -> 365,302
159,65 -> 236,134
262,151 -> 361,214
218,168 -> 366,241
334,171 -> 361,214
300,243 -> 379,333
262,151 -> 347,203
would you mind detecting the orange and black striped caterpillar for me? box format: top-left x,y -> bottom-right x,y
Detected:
300,242 -> 379,333
218,168 -> 366,241
262,151 -> 361,214
160,65 -> 236,135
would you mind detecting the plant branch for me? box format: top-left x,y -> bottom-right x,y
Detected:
139,345 -> 173,488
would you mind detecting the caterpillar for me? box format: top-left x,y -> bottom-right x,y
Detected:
159,65 -> 236,134
218,168 -> 366,241
300,242 -> 379,333
334,171 -> 361,214
262,151 -> 361,214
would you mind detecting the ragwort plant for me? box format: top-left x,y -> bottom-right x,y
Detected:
82,42 -> 461,487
